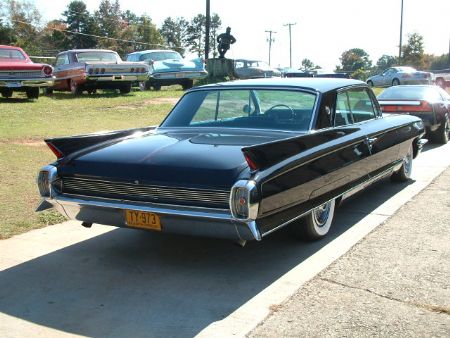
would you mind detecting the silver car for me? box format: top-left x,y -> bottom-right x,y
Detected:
234,59 -> 281,79
367,66 -> 433,87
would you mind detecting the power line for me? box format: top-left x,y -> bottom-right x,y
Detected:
11,19 -> 171,49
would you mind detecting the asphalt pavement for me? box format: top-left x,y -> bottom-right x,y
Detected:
249,167 -> 450,337
0,142 -> 449,338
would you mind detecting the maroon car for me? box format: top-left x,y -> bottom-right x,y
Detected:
378,85 -> 450,144
0,45 -> 54,99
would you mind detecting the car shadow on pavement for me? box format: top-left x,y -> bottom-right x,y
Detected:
0,177 -> 413,337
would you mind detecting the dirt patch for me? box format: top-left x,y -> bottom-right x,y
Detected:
0,140 -> 45,147
144,97 -> 179,105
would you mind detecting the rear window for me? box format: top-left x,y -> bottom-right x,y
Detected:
378,86 -> 441,101
76,52 -> 120,63
0,49 -> 26,61
140,52 -> 182,61
161,89 -> 317,132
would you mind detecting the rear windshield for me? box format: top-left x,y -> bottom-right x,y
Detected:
378,86 -> 441,101
161,89 -> 317,132
76,52 -> 120,63
140,52 -> 182,61
0,49 -> 26,61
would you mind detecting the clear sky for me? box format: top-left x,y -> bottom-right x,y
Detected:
33,0 -> 450,69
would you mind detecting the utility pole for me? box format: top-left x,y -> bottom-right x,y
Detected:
398,0 -> 404,64
265,30 -> 276,66
205,0 -> 210,60
284,22 -> 296,68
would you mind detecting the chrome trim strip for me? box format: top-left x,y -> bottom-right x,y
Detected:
260,166 -> 396,238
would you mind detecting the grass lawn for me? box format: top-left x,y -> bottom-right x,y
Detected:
0,87 -> 183,239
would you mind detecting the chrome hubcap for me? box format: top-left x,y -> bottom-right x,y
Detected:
312,202 -> 332,227
403,148 -> 412,175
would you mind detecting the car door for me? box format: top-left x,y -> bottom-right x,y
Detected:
381,68 -> 394,86
344,87 -> 401,177
53,53 -> 71,90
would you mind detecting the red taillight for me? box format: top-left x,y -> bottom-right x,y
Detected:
244,152 -> 259,171
43,66 -> 52,76
45,141 -> 63,159
381,100 -> 432,113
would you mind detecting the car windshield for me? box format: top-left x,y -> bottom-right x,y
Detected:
161,89 -> 317,132
378,86 -> 441,101
76,51 -> 120,63
140,52 -> 182,61
0,49 -> 26,61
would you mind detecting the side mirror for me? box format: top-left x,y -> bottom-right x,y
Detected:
243,104 -> 252,114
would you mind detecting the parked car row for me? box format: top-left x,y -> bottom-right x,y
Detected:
0,45 -> 209,99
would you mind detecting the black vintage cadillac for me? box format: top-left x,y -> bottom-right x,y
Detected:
37,78 -> 426,243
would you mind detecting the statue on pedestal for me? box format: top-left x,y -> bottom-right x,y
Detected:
217,27 -> 236,59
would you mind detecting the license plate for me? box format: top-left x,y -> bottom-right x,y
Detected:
114,75 -> 123,80
125,210 -> 161,230
6,81 -> 22,88
175,73 -> 185,78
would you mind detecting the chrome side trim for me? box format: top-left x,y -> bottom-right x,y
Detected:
260,165 -> 396,238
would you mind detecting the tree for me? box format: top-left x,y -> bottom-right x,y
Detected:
63,1 -> 98,48
300,58 -> 320,71
209,14 -> 221,58
0,18 -> 16,45
95,0 -> 121,49
402,33 -> 425,69
4,0 -> 42,54
376,54 -> 397,71
160,17 -> 188,55
185,14 -> 206,57
337,48 -> 372,72
337,48 -> 372,80
133,15 -> 164,52
429,53 -> 450,70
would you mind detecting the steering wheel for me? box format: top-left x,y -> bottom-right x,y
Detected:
265,104 -> 295,119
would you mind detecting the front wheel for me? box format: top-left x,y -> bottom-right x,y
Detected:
392,78 -> 400,86
391,144 -> 413,182
1,88 -> 13,98
367,80 -> 374,87
70,79 -> 82,95
290,199 -> 336,240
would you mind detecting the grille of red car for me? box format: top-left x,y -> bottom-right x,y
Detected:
55,177 -> 230,209
0,70 -> 43,78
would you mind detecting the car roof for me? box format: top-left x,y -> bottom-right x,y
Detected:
59,49 -> 119,54
197,78 -> 365,92
0,45 -> 21,49
127,50 -> 177,55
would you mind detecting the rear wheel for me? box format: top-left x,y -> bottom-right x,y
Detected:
26,87 -> 40,99
391,144 -> 413,182
1,88 -> 13,98
290,199 -> 336,240
119,83 -> 132,94
367,80 -> 374,87
392,78 -> 400,86
432,117 -> 449,144
181,80 -> 194,90
139,81 -> 150,91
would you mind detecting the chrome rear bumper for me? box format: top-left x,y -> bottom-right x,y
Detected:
38,194 -> 261,241
0,78 -> 54,88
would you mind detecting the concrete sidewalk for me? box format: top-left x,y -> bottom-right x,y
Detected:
249,167 -> 450,337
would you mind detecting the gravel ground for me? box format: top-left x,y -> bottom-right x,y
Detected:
249,168 -> 450,337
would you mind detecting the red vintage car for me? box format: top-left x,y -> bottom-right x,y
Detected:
0,45 -> 54,99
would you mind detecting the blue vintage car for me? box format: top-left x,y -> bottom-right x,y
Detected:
37,78 -> 425,244
126,50 -> 207,91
